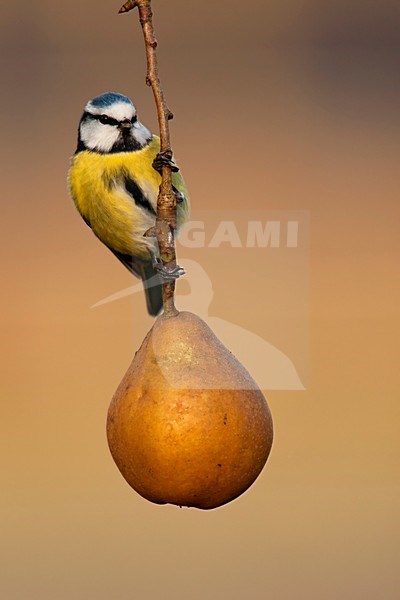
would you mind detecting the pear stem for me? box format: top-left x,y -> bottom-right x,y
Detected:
119,0 -> 179,318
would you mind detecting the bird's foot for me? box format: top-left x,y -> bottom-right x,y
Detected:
152,257 -> 185,281
152,149 -> 179,175
172,186 -> 185,204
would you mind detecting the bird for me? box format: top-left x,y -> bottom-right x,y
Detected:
68,91 -> 189,316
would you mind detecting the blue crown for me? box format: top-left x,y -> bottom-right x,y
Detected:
90,92 -> 132,108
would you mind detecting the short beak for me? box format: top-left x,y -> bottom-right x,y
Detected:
119,119 -> 132,133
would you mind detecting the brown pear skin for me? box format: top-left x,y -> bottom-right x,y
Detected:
107,311 -> 273,510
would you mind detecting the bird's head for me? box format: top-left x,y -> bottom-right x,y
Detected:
77,92 -> 151,153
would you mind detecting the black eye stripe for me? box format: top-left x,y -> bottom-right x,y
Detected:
98,114 -> 137,126
98,114 -> 119,126
82,111 -> 138,127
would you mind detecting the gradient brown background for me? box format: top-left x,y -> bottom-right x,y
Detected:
1,1 -> 399,598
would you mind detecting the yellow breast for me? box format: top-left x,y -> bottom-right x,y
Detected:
69,138 -> 160,259
69,137 -> 189,261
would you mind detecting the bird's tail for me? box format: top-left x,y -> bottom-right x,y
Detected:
140,264 -> 163,316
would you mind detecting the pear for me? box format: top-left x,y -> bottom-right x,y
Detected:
107,311 -> 273,509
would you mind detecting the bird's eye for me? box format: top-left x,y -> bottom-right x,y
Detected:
99,114 -> 116,125
131,114 -> 137,123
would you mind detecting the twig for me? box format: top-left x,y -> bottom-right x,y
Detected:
119,0 -> 179,317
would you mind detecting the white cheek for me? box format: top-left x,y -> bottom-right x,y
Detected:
80,120 -> 120,152
133,121 -> 151,146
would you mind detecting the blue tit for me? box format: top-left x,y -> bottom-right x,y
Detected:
68,92 -> 189,316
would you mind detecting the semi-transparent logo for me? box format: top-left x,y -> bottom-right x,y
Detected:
93,210 -> 309,391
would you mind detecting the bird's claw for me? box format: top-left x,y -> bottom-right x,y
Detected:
152,149 -> 179,174
153,259 -> 185,281
173,187 -> 185,204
